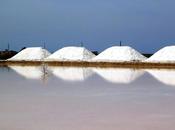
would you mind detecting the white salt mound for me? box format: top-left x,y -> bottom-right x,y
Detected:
93,46 -> 146,62
146,46 -> 175,62
8,47 -> 51,61
46,46 -> 95,61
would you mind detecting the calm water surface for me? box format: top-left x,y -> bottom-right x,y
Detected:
1,66 -> 175,130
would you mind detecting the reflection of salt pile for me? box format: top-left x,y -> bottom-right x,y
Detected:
93,46 -> 146,62
147,69 -> 175,86
146,46 -> 175,62
8,47 -> 51,61
49,67 -> 93,81
46,46 -> 95,61
93,68 -> 144,84
9,66 -> 45,80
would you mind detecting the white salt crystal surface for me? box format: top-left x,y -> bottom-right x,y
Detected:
92,46 -> 146,62
8,47 -> 50,61
146,46 -> 175,62
46,46 -> 95,61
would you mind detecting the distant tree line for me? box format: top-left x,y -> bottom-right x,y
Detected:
0,50 -> 17,60
0,47 -> 27,60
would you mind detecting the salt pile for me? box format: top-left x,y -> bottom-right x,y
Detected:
46,46 -> 95,61
146,46 -> 175,62
147,69 -> 175,86
8,47 -> 51,61
49,67 -> 93,82
93,68 -> 144,84
93,46 -> 146,62
9,65 -> 46,80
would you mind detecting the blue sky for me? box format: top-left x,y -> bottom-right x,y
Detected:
0,0 -> 175,53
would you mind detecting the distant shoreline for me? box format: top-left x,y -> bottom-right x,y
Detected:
1,60 -> 175,69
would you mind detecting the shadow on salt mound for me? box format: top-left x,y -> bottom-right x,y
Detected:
93,68 -> 144,84
92,46 -> 146,62
9,65 -> 48,80
45,46 -> 95,61
146,46 -> 175,63
147,69 -> 175,86
49,67 -> 94,82
8,47 -> 51,61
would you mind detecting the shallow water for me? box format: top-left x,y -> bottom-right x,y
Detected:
1,66 -> 175,130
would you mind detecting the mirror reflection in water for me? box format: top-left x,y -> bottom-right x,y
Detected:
1,66 -> 175,130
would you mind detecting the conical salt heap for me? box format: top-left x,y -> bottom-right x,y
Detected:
92,46 -> 146,62
146,46 -> 175,62
45,46 -> 95,61
8,47 -> 51,61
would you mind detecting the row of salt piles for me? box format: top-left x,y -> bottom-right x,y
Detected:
8,46 -> 146,62
7,45 -> 175,62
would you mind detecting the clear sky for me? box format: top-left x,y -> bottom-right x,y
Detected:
0,0 -> 175,53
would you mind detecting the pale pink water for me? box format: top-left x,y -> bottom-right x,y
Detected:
0,66 -> 175,130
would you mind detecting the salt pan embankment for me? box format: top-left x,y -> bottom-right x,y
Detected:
46,46 -> 95,61
146,46 -> 175,63
92,46 -> 146,62
8,47 -> 50,61
93,68 -> 144,84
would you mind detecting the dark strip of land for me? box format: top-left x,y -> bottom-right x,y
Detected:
1,60 -> 175,69
0,50 -> 17,60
